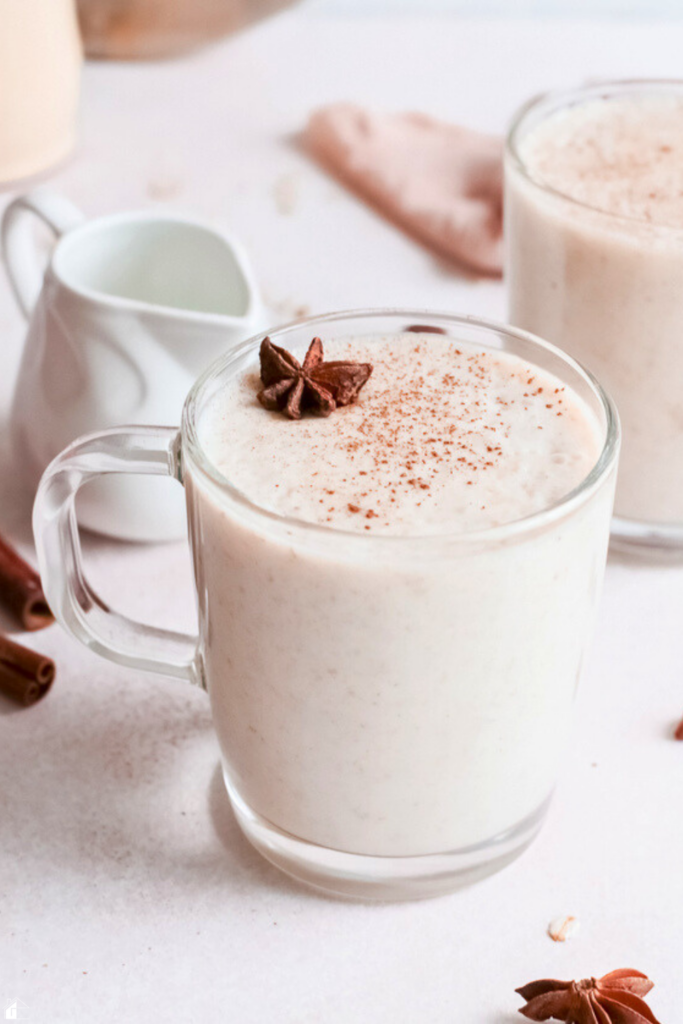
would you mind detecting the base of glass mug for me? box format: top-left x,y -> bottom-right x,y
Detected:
224,772 -> 550,901
611,515 -> 683,560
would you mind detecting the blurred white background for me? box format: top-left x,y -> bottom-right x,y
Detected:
307,0 -> 682,15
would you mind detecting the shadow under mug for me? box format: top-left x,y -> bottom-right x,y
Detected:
33,309 -> 620,900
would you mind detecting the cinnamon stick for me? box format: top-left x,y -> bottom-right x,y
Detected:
0,634 -> 54,706
0,533 -> 54,631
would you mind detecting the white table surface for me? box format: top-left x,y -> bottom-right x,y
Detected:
1,11 -> 683,1023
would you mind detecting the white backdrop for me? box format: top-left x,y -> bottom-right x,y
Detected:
307,0 -> 683,16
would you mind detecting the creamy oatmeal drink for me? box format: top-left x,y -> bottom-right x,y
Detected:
181,312 -> 618,897
33,310 -> 618,898
506,81 -> 683,552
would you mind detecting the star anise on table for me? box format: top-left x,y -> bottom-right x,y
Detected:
257,336 -> 373,420
516,969 -> 662,1024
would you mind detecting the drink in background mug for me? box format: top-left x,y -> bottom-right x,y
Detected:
505,79 -> 683,557
2,189 -> 262,541
0,0 -> 81,184
33,310 -> 619,900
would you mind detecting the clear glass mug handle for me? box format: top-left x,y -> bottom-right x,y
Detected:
33,426 -> 201,686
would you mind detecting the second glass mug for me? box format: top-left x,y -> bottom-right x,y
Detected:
505,79 -> 683,557
33,310 -> 619,900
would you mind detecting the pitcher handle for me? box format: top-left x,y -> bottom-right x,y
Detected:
33,426 -> 201,686
2,189 -> 85,318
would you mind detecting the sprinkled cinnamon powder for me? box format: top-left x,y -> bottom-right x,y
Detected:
520,94 -> 683,228
201,333 -> 602,535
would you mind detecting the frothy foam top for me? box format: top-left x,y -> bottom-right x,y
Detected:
519,94 -> 683,228
200,333 -> 602,535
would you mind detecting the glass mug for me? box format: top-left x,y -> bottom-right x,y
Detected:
506,79 -> 683,557
33,310 -> 619,900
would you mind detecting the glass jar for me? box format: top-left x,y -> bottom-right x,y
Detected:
0,0 -> 82,184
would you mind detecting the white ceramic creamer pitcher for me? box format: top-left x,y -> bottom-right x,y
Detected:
2,189 -> 262,541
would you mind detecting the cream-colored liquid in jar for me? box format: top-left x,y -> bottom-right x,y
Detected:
186,333 -> 612,856
507,93 -> 683,525
0,0 -> 81,183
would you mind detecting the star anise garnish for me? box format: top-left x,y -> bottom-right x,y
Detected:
257,336 -> 373,420
516,969 -> 662,1024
